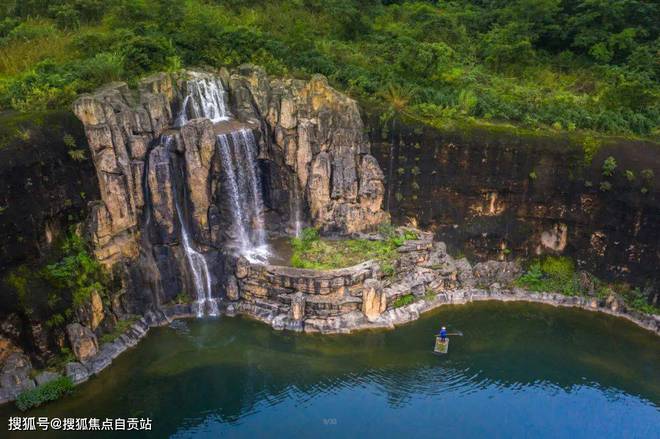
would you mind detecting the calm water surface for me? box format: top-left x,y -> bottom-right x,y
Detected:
2,301 -> 659,438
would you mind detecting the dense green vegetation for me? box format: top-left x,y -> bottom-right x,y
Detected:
15,376 -> 74,411
391,293 -> 416,308
290,226 -> 416,271
0,1 -> 657,137
3,227 -> 111,328
516,256 -> 658,314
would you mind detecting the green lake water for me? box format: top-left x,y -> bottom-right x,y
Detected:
2,301 -> 659,438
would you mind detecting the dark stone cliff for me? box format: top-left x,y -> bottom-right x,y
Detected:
368,117 -> 660,300
0,111 -> 99,300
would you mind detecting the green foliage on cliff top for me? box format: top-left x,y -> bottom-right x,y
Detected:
0,0 -> 658,138
15,376 -> 74,411
290,226 -> 415,270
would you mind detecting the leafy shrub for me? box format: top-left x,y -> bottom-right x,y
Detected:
623,288 -> 656,315
15,377 -> 74,411
5,21 -> 56,42
48,4 -> 80,30
77,52 -> 124,85
43,229 -> 107,307
602,156 -> 617,177
391,294 -> 415,308
119,35 -> 175,77
517,256 -> 580,295
516,262 -> 544,291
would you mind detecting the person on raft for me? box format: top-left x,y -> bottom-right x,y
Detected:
439,326 -> 447,342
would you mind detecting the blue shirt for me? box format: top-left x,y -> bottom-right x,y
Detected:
440,329 -> 447,338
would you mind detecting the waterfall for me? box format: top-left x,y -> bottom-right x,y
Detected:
175,76 -> 230,127
217,128 -> 269,262
162,136 -> 218,317
290,177 -> 303,237
217,134 -> 250,247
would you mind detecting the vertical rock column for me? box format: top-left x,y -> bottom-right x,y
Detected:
290,292 -> 306,322
362,279 -> 386,321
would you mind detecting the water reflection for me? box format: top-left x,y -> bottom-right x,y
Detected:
2,302 -> 658,438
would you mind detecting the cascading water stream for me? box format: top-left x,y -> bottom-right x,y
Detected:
173,74 -> 270,263
290,177 -> 303,237
217,134 -> 250,248
218,129 -> 269,262
175,76 -> 231,127
162,136 -> 218,317
234,129 -> 267,247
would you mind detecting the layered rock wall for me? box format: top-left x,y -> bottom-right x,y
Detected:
72,66 -> 388,312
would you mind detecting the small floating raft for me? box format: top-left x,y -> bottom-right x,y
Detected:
433,336 -> 449,354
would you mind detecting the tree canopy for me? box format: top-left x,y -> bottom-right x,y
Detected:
0,0 -> 658,136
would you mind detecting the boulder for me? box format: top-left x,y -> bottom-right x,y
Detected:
0,335 -> 19,364
66,323 -> 99,363
76,290 -> 105,331
0,352 -> 35,401
0,313 -> 22,341
65,362 -> 90,384
455,258 -> 475,287
235,257 -> 250,279
35,371 -> 61,386
472,260 -> 522,286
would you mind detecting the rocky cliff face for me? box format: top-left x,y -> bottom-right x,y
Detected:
0,111 -> 98,277
72,66 -> 388,312
369,118 -> 660,301
227,66 -> 388,234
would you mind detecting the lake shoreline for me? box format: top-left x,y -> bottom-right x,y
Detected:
1,288 -> 657,407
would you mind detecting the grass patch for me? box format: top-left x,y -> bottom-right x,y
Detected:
15,376 -> 74,411
424,289 -> 437,301
391,294 -> 415,308
290,227 -> 416,271
516,256 -> 658,315
99,315 -> 139,344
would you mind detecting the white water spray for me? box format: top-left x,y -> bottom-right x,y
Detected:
162,136 -> 218,317
217,129 -> 269,262
176,76 -> 230,126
